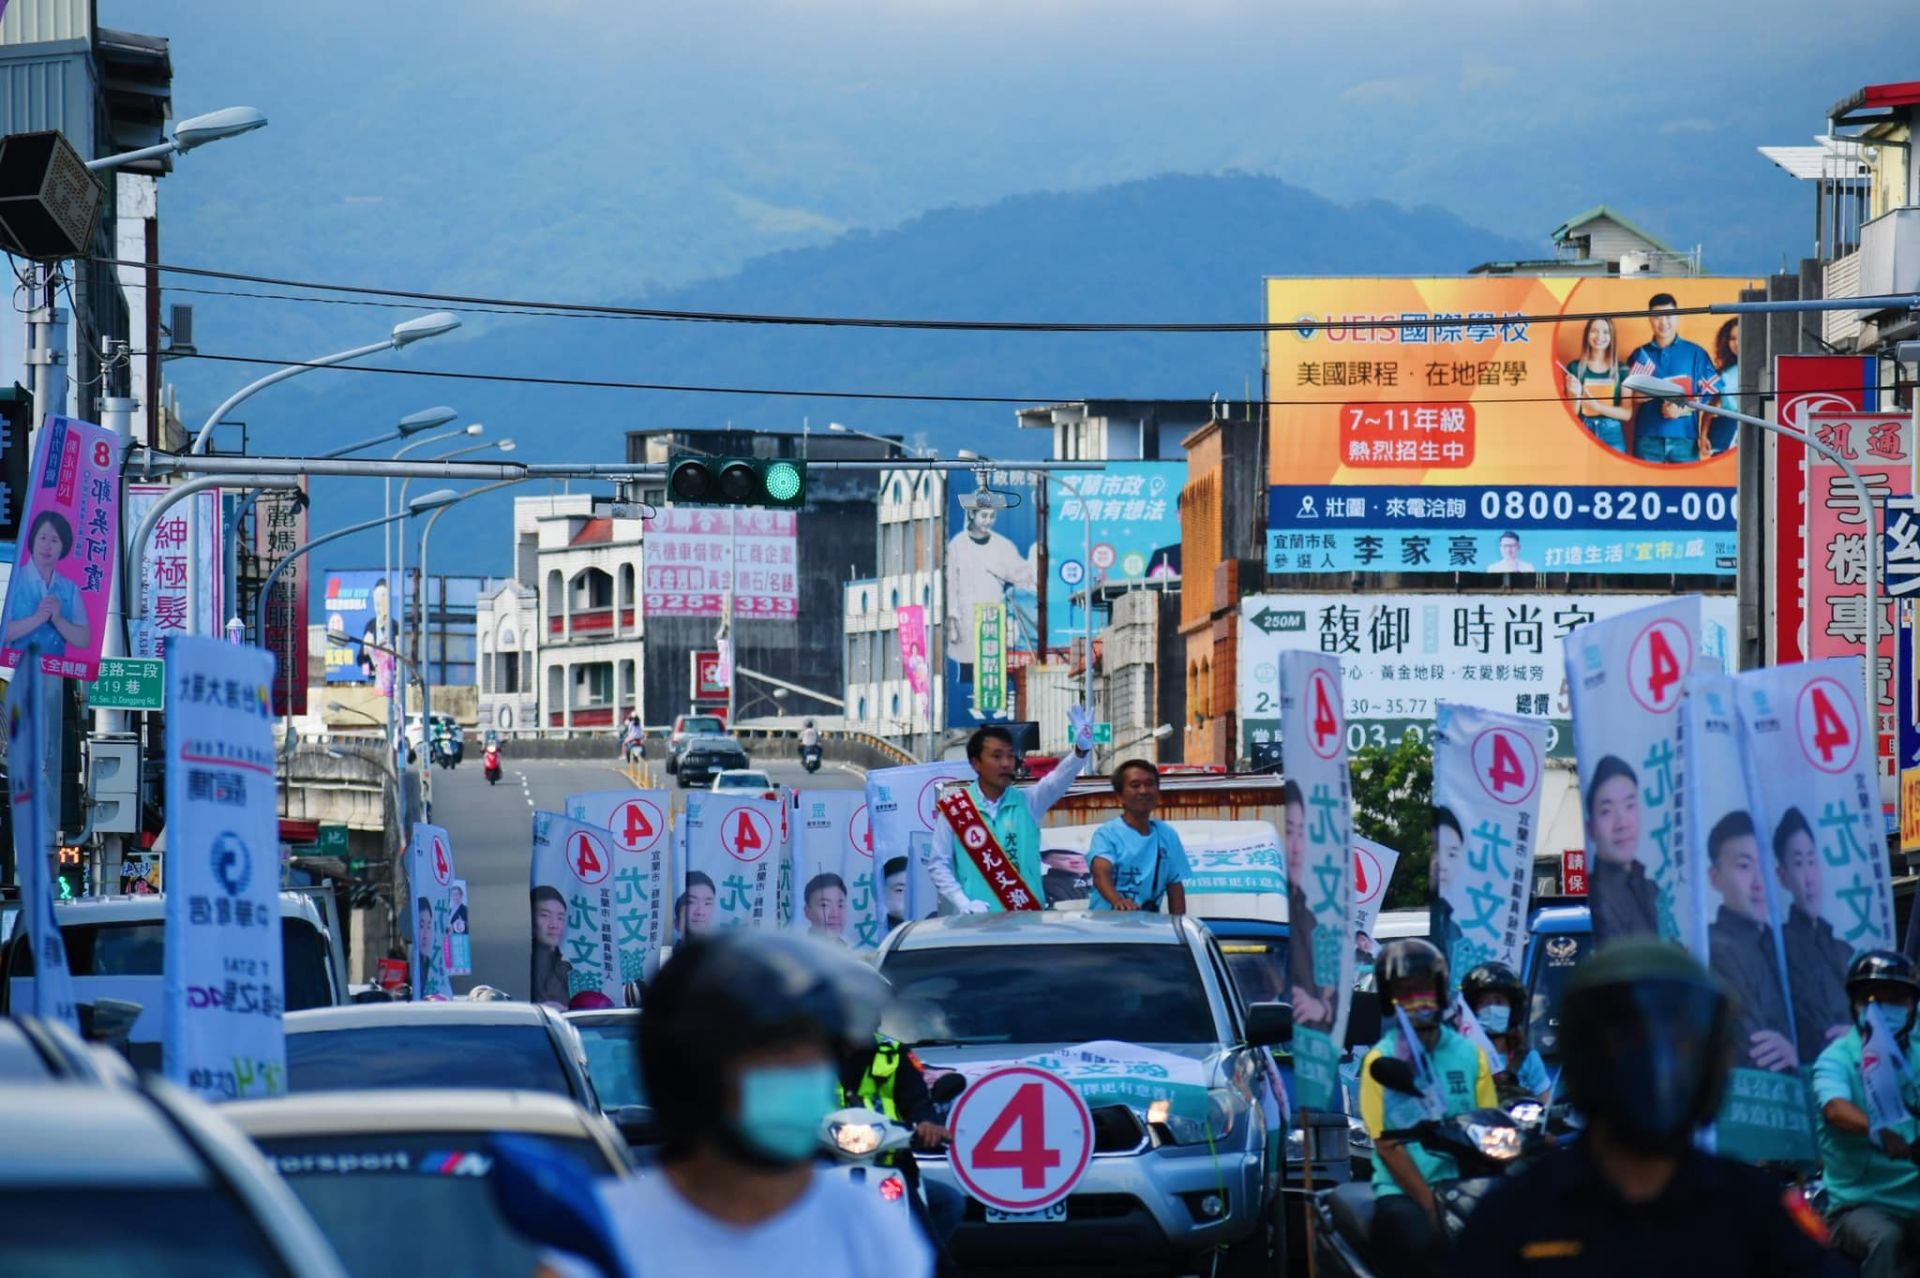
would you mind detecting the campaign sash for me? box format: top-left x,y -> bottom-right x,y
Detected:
935,787 -> 1041,911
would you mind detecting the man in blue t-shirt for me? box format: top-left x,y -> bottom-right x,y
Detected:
1088,759 -> 1190,914
1626,292 -> 1721,464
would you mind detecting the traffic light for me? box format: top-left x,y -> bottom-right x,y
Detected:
666,454 -> 806,510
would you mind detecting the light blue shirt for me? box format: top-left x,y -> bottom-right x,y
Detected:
5,564 -> 81,656
1513,1047 -> 1550,1098
1087,817 -> 1191,910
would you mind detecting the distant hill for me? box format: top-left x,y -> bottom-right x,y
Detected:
229,172 -> 1532,583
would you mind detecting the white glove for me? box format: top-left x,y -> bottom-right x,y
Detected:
963,899 -> 991,914
1068,703 -> 1093,754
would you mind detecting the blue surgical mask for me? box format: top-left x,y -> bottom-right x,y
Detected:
735,1063 -> 837,1164
1475,1003 -> 1512,1034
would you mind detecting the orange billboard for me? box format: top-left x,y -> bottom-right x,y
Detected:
1265,275 -> 1757,576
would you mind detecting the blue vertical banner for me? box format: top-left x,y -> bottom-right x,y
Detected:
1678,671 -> 1815,1163
1045,462 -> 1183,648
7,657 -> 76,1029
1279,649 -> 1353,1109
1429,701 -> 1548,975
162,638 -> 285,1100
1563,596 -> 1704,947
791,791 -> 878,950
678,792 -> 789,936
408,823 -> 456,1001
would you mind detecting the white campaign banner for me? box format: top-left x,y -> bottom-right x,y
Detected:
530,811 -> 623,1008
1239,592 -> 1735,760
792,790 -> 879,950
1735,659 -> 1894,1052
8,660 -> 75,1028
126,484 -> 221,657
162,638 -> 285,1100
1278,649 -> 1353,1110
1563,596 -> 1705,948
408,823 -> 456,1000
1430,700 -> 1548,974
867,760 -> 974,935
1352,835 -> 1400,947
566,788 -> 670,984
679,792 -> 789,939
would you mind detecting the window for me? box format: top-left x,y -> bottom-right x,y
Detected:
576,664 -> 613,706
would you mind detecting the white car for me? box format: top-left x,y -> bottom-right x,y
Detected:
710,768 -> 778,799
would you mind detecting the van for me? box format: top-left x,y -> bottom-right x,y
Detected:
2,892 -> 347,1070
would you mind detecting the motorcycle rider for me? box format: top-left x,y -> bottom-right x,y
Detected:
584,932 -> 930,1275
483,739 -> 502,782
1359,939 -> 1497,1278
1460,961 -> 1551,1105
839,1032 -> 964,1276
620,713 -> 645,763
1814,950 -> 1920,1277
800,719 -> 822,763
1446,940 -> 1847,1277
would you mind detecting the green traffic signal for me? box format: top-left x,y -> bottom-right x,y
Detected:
667,454 -> 806,509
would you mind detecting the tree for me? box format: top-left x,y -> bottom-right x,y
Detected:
1349,734 -> 1433,910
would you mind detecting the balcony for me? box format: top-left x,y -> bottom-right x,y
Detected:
547,608 -> 631,638
1860,206 -> 1920,299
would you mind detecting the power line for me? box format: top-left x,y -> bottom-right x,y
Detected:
97,256 -> 1729,334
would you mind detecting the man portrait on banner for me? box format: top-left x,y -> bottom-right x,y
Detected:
1775,805 -> 1854,1063
1284,780 -> 1335,1032
358,577 -> 398,696
1584,754 -> 1660,944
1625,292 -> 1721,465
1704,811 -> 1798,1073
943,489 -> 1036,699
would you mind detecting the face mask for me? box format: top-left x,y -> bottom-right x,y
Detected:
734,1062 -> 837,1165
1475,1002 -> 1512,1034
1397,992 -> 1441,1029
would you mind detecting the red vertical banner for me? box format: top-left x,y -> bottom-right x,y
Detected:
1772,355 -> 1878,663
1561,849 -> 1587,897
255,480 -> 309,715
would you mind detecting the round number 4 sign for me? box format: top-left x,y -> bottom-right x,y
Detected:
949,1066 -> 1093,1213
1796,677 -> 1861,774
1471,726 -> 1540,806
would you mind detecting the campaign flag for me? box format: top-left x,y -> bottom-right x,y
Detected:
679,791 -> 789,938
1735,658 -> 1893,1063
162,638 -> 285,1100
1,416 -> 122,679
899,604 -> 931,721
1564,596 -> 1705,946
408,823 -> 456,1000
1678,671 -> 1814,1162
1862,1001 -> 1911,1142
1430,701 -> 1548,974
867,760 -> 974,935
530,811 -> 623,1007
567,788 -> 670,983
1278,649 -> 1353,1108
1352,836 -> 1400,960
8,657 -> 75,1029
792,791 -> 879,950
448,878 -> 472,976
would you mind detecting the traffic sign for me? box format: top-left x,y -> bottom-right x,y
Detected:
949,1066 -> 1093,1212
88,657 -> 165,710
1091,722 -> 1114,745
1248,606 -> 1304,635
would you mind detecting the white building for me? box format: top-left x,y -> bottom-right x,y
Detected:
843,469 -> 946,744
475,578 -> 538,734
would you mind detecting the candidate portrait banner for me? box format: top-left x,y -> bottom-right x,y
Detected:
567,787 -> 670,983
1279,649 -> 1354,1108
679,791 -> 789,937
792,790 -> 878,950
1430,701 -> 1547,974
1,415 -> 121,679
530,811 -> 623,1008
1678,671 -> 1815,1163
8,657 -> 76,1029
867,760 -> 974,936
162,638 -> 285,1101
1735,658 -> 1894,1066
448,878 -> 472,976
408,823 -> 456,1000
1564,595 -> 1705,947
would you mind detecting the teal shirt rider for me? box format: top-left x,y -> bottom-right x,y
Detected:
1813,1026 -> 1920,1216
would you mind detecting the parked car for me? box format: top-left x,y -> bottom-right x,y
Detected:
2,892 -> 347,1071
563,1007 -> 657,1147
0,1014 -> 137,1086
675,732 -> 750,788
877,911 -> 1292,1277
711,767 -> 778,799
0,1079 -> 347,1277
665,712 -> 728,774
226,1088 -> 629,1278
282,1002 -> 600,1112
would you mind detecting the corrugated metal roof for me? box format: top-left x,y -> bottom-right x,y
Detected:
0,0 -> 91,48
1758,136 -> 1870,182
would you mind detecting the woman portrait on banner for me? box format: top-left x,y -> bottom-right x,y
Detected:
4,511 -> 91,657
1709,318 -> 1740,453
1562,318 -> 1633,455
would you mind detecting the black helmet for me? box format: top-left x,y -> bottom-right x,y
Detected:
1846,950 -> 1920,1003
1460,961 -> 1525,1009
640,931 -> 888,1160
1377,938 -> 1449,1022
1559,940 -> 1731,1157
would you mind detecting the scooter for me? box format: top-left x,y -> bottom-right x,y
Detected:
484,746 -> 502,785
1313,1056 -> 1544,1278
817,1105 -> 920,1219
801,743 -> 822,774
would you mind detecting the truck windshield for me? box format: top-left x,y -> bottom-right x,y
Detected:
1527,932 -> 1591,1067
881,942 -> 1217,1046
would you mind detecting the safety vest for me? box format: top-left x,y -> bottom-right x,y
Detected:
848,1035 -> 903,1120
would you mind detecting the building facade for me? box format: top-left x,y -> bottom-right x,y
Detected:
1177,407 -> 1268,768
475,578 -> 539,734
843,468 -> 946,744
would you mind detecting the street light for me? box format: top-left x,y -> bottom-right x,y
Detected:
828,421 -> 929,458
1624,371 -> 1879,717
403,440 -> 516,680
86,105 -> 268,171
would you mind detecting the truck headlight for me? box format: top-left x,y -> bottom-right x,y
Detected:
1155,1089 -> 1239,1145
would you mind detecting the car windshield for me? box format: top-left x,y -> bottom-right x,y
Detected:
680,717 -> 724,736
287,1023 -> 573,1097
1527,932 -> 1592,1067
882,942 -> 1218,1045
573,1021 -> 647,1110
0,1187 -> 289,1277
1218,940 -> 1290,1008
8,917 -> 334,1011
258,1133 -> 618,1278
715,772 -> 771,790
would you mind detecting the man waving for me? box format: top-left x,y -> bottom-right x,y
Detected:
927,707 -> 1092,913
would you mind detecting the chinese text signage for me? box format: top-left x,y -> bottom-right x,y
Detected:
1,415 -> 121,679
643,508 -> 797,619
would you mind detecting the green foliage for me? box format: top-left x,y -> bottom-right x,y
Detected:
1349,735 -> 1434,910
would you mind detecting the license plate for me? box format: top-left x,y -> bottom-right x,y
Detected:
985,1202 -> 1067,1224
